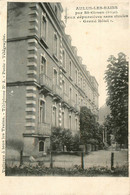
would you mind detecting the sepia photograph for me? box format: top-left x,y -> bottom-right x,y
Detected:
2,1 -> 129,178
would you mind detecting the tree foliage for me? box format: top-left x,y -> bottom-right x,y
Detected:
103,115 -> 113,145
80,107 -> 103,149
51,127 -> 80,151
104,52 -> 128,146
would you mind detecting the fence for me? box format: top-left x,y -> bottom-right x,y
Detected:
6,149 -> 128,170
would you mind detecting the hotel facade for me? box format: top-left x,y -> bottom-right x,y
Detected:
7,2 -> 99,157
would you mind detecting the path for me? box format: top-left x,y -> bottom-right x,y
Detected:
52,150 -> 128,168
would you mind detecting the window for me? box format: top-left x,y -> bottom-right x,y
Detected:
62,50 -> 66,69
39,100 -> 45,123
40,55 -> 46,74
76,94 -> 78,105
39,141 -> 44,152
53,69 -> 58,85
75,70 -> 78,84
62,112 -> 64,128
81,98 -> 83,106
80,76 -> 82,89
54,33 -> 58,57
69,60 -> 72,77
69,88 -> 72,100
75,118 -> 78,131
69,115 -> 71,130
83,79 -> 85,90
62,80 -> 65,93
52,106 -> 57,127
41,13 -> 47,41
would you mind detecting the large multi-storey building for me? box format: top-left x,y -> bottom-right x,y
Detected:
7,2 -> 99,157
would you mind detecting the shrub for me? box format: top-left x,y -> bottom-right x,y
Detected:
51,127 -> 80,151
5,164 -> 128,177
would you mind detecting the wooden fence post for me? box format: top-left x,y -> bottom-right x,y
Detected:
20,149 -> 23,166
81,152 -> 84,169
111,152 -> 114,170
50,151 -> 53,168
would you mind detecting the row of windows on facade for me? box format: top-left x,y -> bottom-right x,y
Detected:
41,14 -> 96,94
39,100 -> 78,131
41,55 -> 97,104
41,4 -> 59,41
41,48 -> 84,89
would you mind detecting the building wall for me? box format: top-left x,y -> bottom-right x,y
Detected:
6,85 -> 26,158
7,40 -> 28,82
7,3 -> 30,39
7,2 -> 99,158
6,85 -> 26,141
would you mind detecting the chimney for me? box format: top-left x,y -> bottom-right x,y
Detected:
78,56 -> 82,64
72,46 -> 77,56
66,35 -> 72,45
60,20 -> 66,32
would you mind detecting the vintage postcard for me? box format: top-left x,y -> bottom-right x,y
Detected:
0,0 -> 129,194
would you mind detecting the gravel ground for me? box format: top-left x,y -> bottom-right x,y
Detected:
6,149 -> 128,169
52,150 -> 128,168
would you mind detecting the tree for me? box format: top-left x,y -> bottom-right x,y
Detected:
71,133 -> 80,151
103,115 -> 113,145
104,52 -> 128,147
51,127 -> 63,151
51,127 -> 80,151
80,106 -> 103,149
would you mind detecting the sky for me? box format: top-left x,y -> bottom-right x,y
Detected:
61,1 -> 129,108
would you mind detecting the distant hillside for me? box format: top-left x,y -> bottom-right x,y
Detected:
99,104 -> 110,124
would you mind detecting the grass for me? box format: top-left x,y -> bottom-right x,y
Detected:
5,164 -> 128,177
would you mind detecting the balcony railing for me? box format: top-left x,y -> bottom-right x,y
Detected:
39,75 -> 80,112
37,123 -> 51,136
39,73 -> 52,91
63,92 -> 69,104
52,84 -> 62,97
74,104 -> 80,112
68,99 -> 75,108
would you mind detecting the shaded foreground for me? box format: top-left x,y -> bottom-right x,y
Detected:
6,164 -> 128,177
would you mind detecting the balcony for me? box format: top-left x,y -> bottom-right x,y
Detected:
62,92 -> 68,103
68,99 -> 75,108
61,92 -> 69,107
74,104 -> 80,112
37,123 -> 51,136
52,84 -> 62,100
39,74 -> 52,92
